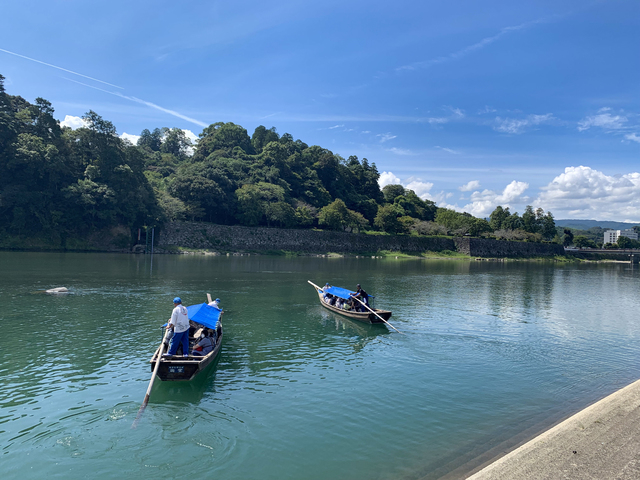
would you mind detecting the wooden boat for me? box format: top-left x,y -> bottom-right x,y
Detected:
150,301 -> 223,381
308,280 -> 392,324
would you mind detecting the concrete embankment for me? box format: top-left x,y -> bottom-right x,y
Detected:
466,378 -> 640,479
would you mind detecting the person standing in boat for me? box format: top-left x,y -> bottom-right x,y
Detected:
351,284 -> 369,312
164,297 -> 190,357
208,297 -> 222,310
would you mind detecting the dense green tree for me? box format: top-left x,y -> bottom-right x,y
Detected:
161,128 -> 191,159
137,128 -> 163,151
251,125 -> 279,153
374,204 -> 407,234
195,122 -> 254,160
574,235 -> 596,248
563,229 -> 574,247
382,184 -> 405,202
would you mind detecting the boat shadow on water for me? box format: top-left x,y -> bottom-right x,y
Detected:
316,308 -> 390,352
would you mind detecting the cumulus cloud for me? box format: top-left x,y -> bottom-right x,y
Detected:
120,132 -> 141,144
377,172 -> 434,201
60,115 -> 86,129
378,171 -> 402,188
405,179 -> 435,199
577,112 -> 627,132
459,180 -> 481,192
494,114 -> 554,134
456,180 -> 530,217
183,129 -> 199,144
536,166 -> 640,222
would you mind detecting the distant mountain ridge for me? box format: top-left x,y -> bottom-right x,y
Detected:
555,219 -> 640,230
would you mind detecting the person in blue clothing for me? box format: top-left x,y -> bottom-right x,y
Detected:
164,297 -> 190,357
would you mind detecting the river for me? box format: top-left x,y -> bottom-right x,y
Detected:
1,252 -> 638,479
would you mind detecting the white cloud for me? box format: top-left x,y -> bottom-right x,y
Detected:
377,133 -> 397,143
494,114 -> 554,134
183,129 -> 198,144
60,115 -> 86,129
405,179 -> 434,199
328,124 -> 344,129
120,132 -> 140,144
455,180 -> 530,217
378,171 -> 402,188
625,133 -> 640,143
385,147 -> 416,156
536,166 -> 640,222
478,106 -> 497,114
459,180 -> 481,192
435,146 -> 460,154
577,112 -> 628,132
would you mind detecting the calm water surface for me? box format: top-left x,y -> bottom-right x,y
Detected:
1,252 -> 639,479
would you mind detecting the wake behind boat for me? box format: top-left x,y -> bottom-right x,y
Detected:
308,280 -> 392,325
150,299 -> 223,381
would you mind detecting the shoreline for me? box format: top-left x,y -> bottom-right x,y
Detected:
461,378 -> 640,479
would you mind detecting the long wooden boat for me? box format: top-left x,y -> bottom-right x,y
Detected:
150,302 -> 223,381
308,280 -> 392,324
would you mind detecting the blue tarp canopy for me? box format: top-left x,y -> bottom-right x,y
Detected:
186,303 -> 221,330
324,286 -> 355,300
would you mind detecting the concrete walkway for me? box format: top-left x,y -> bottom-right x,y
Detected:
467,378 -> 640,479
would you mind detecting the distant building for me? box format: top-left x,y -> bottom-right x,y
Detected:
603,229 -> 638,244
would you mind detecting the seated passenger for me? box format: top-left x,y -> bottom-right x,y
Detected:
191,330 -> 216,357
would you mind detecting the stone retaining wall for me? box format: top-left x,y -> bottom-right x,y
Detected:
158,221 -> 455,254
157,221 -> 564,257
454,237 -> 564,257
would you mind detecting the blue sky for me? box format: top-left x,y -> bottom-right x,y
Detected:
1,0 -> 639,222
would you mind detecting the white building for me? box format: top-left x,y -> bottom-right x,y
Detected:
603,229 -> 638,244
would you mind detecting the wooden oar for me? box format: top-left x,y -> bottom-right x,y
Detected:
351,295 -> 403,334
131,329 -> 169,428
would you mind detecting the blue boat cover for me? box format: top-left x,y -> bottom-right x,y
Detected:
323,286 -> 355,300
320,286 -> 376,300
186,303 -> 222,330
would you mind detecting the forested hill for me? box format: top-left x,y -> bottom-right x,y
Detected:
0,74 -> 440,243
1,75 -> 563,250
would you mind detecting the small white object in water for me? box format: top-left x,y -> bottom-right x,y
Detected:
45,287 -> 70,294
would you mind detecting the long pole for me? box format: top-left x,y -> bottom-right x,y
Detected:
307,281 -> 402,334
351,295 -> 402,334
132,330 -> 169,428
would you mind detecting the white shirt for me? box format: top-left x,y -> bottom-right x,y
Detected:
170,304 -> 190,333
208,300 -> 220,309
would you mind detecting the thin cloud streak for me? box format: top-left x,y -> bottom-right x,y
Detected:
0,48 -> 124,89
396,16 -> 555,73
64,78 -> 208,128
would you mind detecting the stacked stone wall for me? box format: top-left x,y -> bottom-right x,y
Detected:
157,221 -> 564,257
455,237 -> 564,257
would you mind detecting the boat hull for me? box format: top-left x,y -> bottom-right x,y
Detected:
316,290 -> 392,324
150,327 -> 223,381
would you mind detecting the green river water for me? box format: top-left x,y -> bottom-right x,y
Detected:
1,252 -> 639,479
